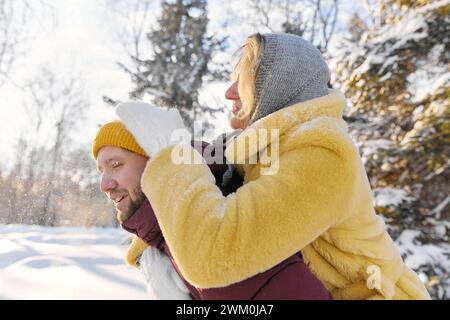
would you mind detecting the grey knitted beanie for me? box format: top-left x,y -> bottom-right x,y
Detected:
250,33 -> 330,123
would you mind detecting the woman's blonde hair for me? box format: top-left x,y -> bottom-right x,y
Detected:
232,33 -> 263,123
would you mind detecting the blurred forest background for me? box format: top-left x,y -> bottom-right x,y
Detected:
0,0 -> 448,298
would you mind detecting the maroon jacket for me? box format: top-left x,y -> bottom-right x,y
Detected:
122,140 -> 332,300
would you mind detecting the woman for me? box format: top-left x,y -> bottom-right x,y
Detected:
117,33 -> 430,299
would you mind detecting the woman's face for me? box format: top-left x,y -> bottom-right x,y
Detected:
225,80 -> 247,130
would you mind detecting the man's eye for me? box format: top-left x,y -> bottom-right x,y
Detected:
112,161 -> 121,168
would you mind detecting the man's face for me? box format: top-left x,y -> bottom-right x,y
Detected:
97,146 -> 148,224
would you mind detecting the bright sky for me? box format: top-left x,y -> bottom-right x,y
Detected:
0,0 -> 126,169
0,0 -> 363,172
0,0 -> 244,171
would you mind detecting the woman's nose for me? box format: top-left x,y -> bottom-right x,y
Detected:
100,174 -> 117,193
225,81 -> 239,100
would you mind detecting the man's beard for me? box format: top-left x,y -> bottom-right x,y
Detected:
116,187 -> 146,224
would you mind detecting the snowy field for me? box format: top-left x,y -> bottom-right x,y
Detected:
0,224 -> 148,300
0,223 -> 448,299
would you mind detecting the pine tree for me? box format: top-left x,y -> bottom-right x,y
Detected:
331,0 -> 449,298
121,0 -> 226,128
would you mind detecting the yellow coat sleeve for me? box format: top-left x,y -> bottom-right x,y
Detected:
141,143 -> 356,288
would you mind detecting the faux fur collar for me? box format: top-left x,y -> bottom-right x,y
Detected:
225,90 -> 346,164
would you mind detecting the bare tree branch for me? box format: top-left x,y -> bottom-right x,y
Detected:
319,0 -> 338,51
237,0 -> 340,53
18,67 -> 88,225
248,0 -> 276,32
0,0 -> 54,87
110,0 -> 153,75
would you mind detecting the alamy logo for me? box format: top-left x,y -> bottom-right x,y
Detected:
169,121 -> 280,175
366,265 -> 382,291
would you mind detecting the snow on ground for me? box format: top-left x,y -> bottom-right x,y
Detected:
1,223 -> 448,299
0,224 -> 148,300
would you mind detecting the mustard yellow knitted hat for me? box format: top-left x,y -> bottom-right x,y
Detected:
92,121 -> 147,160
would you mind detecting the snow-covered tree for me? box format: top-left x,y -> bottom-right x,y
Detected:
331,0 -> 449,298
118,0 -> 227,128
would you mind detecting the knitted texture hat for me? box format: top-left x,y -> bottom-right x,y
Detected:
92,121 -> 147,160
250,33 -> 330,123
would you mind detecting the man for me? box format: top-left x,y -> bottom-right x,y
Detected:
93,121 -> 191,299
92,119 -> 331,299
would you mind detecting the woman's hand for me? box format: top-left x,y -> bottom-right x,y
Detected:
116,101 -> 187,158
